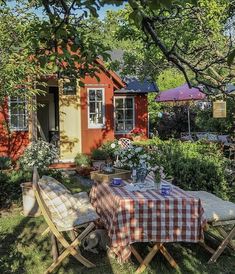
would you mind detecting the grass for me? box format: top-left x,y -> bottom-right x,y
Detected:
0,179 -> 235,274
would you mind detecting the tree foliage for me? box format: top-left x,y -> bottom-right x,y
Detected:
0,0 -> 235,99
0,5 -> 47,103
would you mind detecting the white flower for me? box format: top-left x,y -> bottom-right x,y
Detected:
111,143 -> 116,148
135,147 -> 142,153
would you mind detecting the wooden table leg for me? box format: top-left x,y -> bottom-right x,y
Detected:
130,245 -> 143,264
135,244 -> 160,273
159,245 -> 178,268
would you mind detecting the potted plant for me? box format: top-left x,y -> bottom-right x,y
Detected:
130,128 -> 145,142
74,153 -> 95,177
19,139 -> 58,217
91,148 -> 108,169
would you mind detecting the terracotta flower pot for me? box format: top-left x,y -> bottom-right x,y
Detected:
132,135 -> 142,142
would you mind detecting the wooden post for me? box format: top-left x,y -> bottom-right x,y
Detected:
28,95 -> 37,142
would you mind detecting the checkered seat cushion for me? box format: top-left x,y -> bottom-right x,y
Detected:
38,176 -> 99,231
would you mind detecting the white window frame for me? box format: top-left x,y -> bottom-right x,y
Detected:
114,96 -> 135,134
8,97 -> 28,131
87,88 -> 105,128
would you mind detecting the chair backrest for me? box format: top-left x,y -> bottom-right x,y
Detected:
119,138 -> 132,149
32,167 -> 61,236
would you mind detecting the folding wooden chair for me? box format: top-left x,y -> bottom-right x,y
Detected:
187,191 -> 235,263
32,167 -> 96,273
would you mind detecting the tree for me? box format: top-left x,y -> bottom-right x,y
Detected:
0,5 -> 47,103
1,0 -> 235,97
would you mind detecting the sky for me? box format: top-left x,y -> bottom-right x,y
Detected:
7,1 -> 126,20
98,3 -> 126,20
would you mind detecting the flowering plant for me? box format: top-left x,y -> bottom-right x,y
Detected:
151,165 -> 166,183
130,127 -> 145,137
114,146 -> 152,170
19,139 -> 58,171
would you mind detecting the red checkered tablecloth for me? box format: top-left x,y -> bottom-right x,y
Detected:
90,180 -> 206,261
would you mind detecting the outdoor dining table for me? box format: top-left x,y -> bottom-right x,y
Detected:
90,179 -> 206,273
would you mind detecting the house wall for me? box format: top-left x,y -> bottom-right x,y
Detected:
80,71 -> 115,154
114,94 -> 148,139
0,103 -> 29,160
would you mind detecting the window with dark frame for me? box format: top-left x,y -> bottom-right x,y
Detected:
115,97 -> 134,133
9,97 -> 28,130
88,88 -> 105,127
63,78 -> 77,95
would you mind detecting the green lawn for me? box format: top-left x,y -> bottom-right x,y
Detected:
0,180 -> 235,274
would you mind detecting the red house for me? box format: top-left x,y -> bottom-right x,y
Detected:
0,56 -> 157,162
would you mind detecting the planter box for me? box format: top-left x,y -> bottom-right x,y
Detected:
90,168 -> 131,183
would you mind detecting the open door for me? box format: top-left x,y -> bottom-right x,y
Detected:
59,79 -> 82,161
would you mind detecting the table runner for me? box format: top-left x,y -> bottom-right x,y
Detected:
90,180 -> 206,261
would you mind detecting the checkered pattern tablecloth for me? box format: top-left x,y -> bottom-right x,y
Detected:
90,180 -> 206,261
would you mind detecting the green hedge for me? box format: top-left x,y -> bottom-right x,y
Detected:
143,138 -> 230,199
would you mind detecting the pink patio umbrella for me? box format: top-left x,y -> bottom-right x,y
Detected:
155,83 -> 206,136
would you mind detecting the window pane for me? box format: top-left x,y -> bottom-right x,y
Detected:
18,103 -> 26,115
116,120 -> 125,131
96,90 -> 103,101
18,115 -> 25,129
89,90 -> 96,101
89,114 -> 96,124
97,113 -> 103,124
125,98 -> 133,108
125,109 -> 133,120
89,102 -> 95,113
63,79 -> 76,95
115,98 -> 123,108
11,115 -> 18,128
116,109 -> 124,120
126,120 -> 134,131
10,103 -> 19,114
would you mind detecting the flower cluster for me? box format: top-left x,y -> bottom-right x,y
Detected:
151,165 -> 166,183
114,146 -> 152,170
130,127 -> 145,137
19,139 -> 58,171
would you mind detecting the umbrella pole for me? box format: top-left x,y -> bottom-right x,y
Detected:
187,105 -> 191,136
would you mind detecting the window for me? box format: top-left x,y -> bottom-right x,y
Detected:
115,97 -> 134,133
88,88 -> 105,128
9,97 -> 28,130
63,78 -> 77,95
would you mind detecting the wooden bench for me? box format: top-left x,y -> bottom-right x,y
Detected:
187,191 -> 235,263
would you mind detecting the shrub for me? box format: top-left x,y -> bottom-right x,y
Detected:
74,153 -> 91,167
137,138 -> 230,199
0,170 -> 31,209
0,156 -> 12,170
101,140 -> 119,160
91,148 -> 108,160
18,139 -> 58,172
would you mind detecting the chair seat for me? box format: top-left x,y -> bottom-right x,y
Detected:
187,191 -> 235,223
54,192 -> 99,231
38,176 -> 99,231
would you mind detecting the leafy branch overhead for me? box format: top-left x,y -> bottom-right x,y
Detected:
1,0 -> 235,98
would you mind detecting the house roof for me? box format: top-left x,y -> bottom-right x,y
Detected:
116,76 -> 158,94
108,49 -> 159,94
